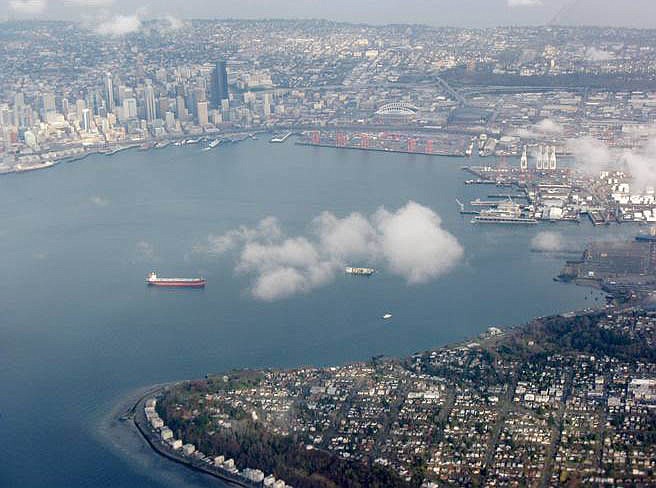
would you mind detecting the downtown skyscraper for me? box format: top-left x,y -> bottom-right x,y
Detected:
211,61 -> 229,109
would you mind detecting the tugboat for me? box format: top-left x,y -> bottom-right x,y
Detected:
146,272 -> 206,288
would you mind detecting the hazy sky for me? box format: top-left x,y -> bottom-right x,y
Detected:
3,0 -> 656,28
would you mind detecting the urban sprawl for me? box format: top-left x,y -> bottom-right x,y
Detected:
3,21 -> 656,224
141,304 -> 656,488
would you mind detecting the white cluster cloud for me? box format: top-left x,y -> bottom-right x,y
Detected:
507,0 -> 542,7
374,203 -> 463,285
515,118 -> 563,139
159,14 -> 185,31
197,201 -> 464,301
621,138 -> 656,189
135,240 -> 156,260
566,135 -> 656,190
10,0 -> 182,36
531,231 -> 564,253
585,47 -> 614,62
90,195 -> 109,207
95,13 -> 142,36
535,119 -> 564,134
200,216 -> 283,255
9,0 -> 47,14
90,10 -> 186,36
566,135 -> 614,176
567,132 -> 656,190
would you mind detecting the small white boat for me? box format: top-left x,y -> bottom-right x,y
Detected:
345,266 -> 375,276
382,313 -> 392,320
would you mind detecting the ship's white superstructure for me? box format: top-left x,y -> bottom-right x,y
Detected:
345,267 -> 375,276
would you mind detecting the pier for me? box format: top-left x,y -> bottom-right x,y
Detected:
270,132 -> 293,143
297,130 -> 467,157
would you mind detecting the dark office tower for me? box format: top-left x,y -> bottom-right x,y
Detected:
104,72 -> 115,114
211,61 -> 229,109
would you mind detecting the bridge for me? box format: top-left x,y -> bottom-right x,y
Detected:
434,75 -> 467,107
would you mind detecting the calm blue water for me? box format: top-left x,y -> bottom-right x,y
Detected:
0,140 -> 632,487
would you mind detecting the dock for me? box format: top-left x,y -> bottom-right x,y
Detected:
586,210 -> 609,226
464,179 -> 497,185
470,199 -> 502,207
487,193 -> 528,200
270,132 -> 293,143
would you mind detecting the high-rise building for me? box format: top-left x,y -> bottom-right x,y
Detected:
81,108 -> 90,133
197,101 -> 209,126
122,98 -> 137,120
176,95 -> 187,121
104,72 -> 115,114
61,98 -> 70,118
211,110 -> 222,125
14,92 -> 24,110
165,111 -> 176,130
42,93 -> 56,114
0,105 -> 12,127
211,61 -> 229,109
75,99 -> 86,122
24,130 -> 37,149
263,93 -> 272,118
2,126 -> 11,151
144,80 -> 157,123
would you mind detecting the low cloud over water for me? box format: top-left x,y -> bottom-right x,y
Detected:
196,201 -> 464,301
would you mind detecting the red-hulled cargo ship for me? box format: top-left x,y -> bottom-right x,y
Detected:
146,272 -> 206,288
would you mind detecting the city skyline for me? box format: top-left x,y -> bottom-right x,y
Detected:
4,0 -> 656,29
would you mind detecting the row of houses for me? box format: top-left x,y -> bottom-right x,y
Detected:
144,398 -> 292,488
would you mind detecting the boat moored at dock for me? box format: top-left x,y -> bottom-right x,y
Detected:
471,201 -> 538,224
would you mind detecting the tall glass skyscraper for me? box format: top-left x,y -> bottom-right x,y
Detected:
144,80 -> 157,123
104,72 -> 115,114
211,60 -> 229,109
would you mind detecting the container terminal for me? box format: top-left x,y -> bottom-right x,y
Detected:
459,140 -> 654,225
